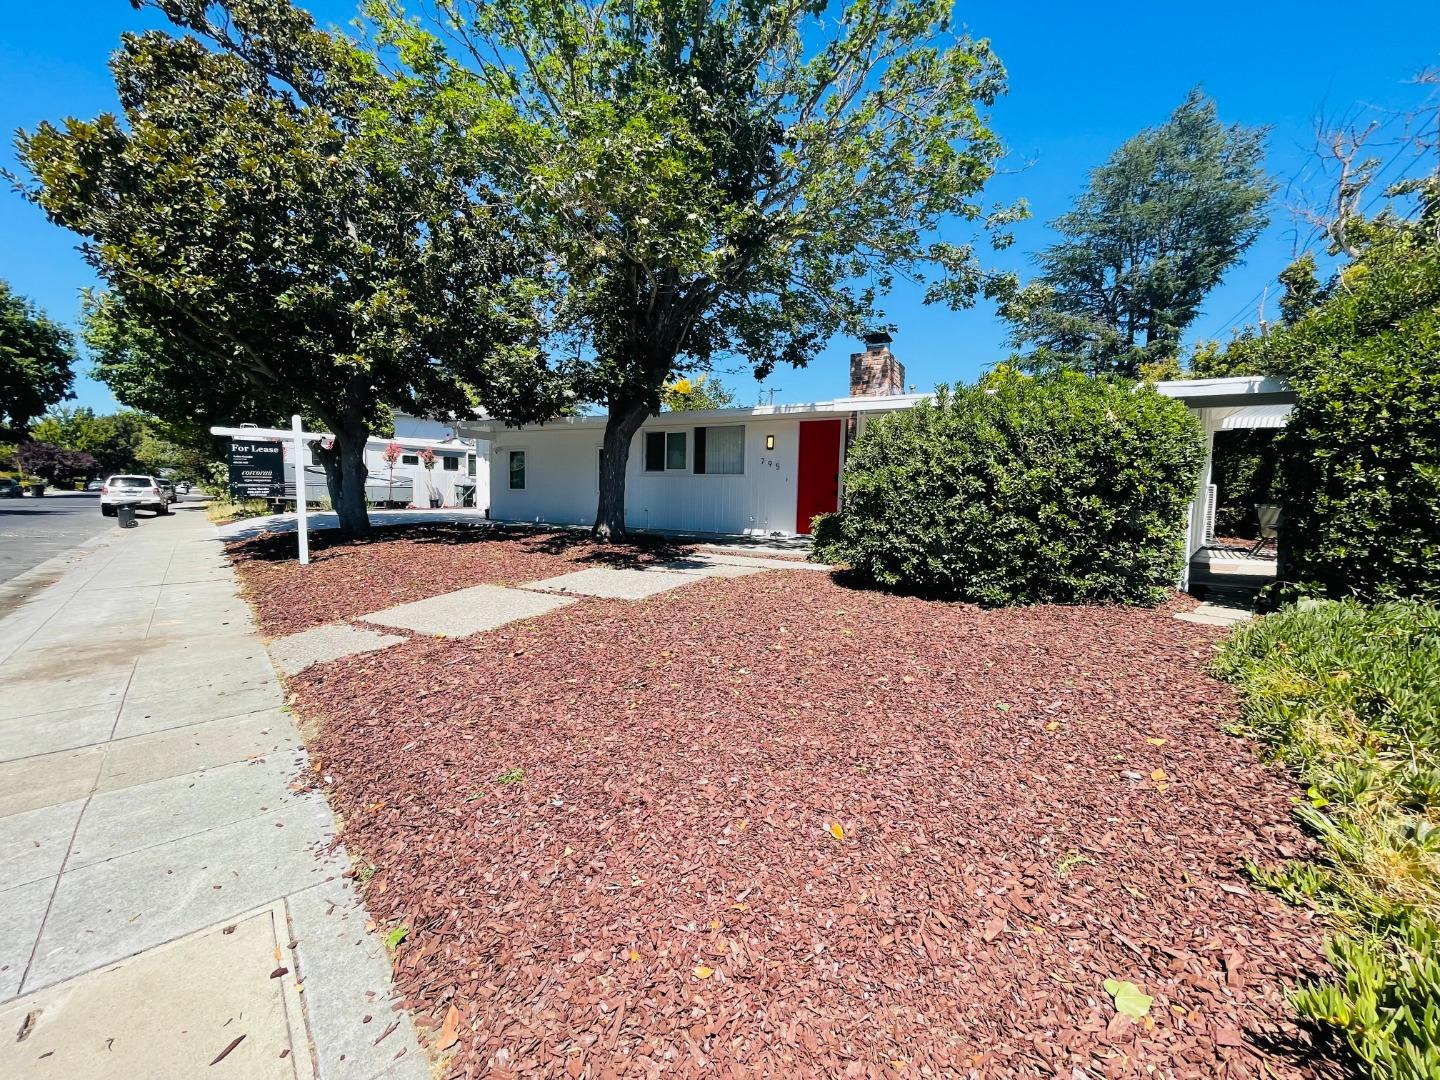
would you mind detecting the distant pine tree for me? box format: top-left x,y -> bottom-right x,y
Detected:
1001,88 -> 1273,377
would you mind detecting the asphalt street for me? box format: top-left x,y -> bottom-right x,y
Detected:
0,491 -> 114,585
0,490 -> 206,585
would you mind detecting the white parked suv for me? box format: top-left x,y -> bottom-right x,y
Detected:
100,475 -> 171,516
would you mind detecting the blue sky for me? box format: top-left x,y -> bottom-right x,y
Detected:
3,1 -> 1437,413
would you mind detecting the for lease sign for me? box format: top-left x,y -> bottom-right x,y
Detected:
227,438 -> 283,498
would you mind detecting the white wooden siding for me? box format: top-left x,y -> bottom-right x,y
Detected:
488,416 -> 805,535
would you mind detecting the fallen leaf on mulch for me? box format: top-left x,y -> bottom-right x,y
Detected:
1104,978 -> 1154,1018
435,1005 -> 461,1051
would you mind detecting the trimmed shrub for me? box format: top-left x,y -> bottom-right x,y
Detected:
812,372 -> 1206,605
1213,601 -> 1440,1078
1277,311 -> 1440,604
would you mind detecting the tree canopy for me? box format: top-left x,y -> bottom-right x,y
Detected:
0,280 -> 76,439
16,0 -> 550,534
1001,88 -> 1272,377
30,405 -> 151,475
660,374 -> 736,412
16,442 -> 99,486
379,0 -> 1019,536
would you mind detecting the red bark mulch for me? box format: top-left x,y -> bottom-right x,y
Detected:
226,523 -> 693,637
285,569 -> 1333,1080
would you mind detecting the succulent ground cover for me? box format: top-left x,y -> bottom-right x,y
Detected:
226,523 -> 692,636
266,548 -> 1336,1080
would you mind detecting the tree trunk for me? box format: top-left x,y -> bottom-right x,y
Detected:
593,398 -> 650,541
318,424 -> 371,537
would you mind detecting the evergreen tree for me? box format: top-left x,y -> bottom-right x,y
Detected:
1002,89 -> 1272,377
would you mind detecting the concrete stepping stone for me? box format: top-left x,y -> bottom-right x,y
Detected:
269,623 -> 407,675
360,583 -> 575,638
522,566 -> 706,600
1174,602 -> 1254,627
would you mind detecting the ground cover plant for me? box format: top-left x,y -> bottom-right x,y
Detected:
273,559 -> 1336,1078
226,523 -> 691,636
1213,600 -> 1440,1078
813,372 -> 1205,605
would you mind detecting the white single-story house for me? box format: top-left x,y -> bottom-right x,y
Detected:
458,335 -> 921,536
281,430 -> 488,509
457,338 -> 1296,587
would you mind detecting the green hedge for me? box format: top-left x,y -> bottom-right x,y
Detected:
1213,601 -> 1440,1079
1276,311 -> 1440,604
812,372 -> 1206,605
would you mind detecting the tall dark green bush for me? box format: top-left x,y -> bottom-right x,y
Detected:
812,372 -> 1205,605
1278,311 -> 1440,603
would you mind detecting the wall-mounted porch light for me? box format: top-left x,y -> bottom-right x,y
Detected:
765,434 -> 775,450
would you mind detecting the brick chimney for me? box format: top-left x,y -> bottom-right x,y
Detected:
849,332 -> 905,397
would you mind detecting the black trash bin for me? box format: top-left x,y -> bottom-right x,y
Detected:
117,505 -> 138,528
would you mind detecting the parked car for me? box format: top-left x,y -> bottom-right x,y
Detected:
0,477 -> 23,498
85,479 -> 104,492
100,475 -> 170,516
174,481 -> 191,495
157,479 -> 178,505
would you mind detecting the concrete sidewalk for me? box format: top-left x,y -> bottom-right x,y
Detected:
0,506 -> 424,1079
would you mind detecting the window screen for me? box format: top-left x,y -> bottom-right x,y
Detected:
508,450 -> 526,489
442,456 -> 459,471
402,454 -> 419,465
695,425 -> 743,475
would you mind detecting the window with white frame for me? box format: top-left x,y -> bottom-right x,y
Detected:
442,455 -> 459,471
643,430 -> 687,472
694,425 -> 744,475
402,453 -> 419,465
508,450 -> 526,489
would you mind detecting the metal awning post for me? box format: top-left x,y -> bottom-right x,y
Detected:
292,414 -> 309,566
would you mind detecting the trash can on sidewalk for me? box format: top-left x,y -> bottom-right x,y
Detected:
28,482 -> 45,497
117,505 -> 137,528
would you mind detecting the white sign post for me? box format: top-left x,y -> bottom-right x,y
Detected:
292,414 -> 310,566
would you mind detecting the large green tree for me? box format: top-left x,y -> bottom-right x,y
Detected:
381,0 -> 1019,537
1002,88 -> 1272,377
0,280 -> 76,439
16,0 -> 551,535
30,405 -> 151,475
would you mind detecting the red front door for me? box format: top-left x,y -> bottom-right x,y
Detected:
795,418 -> 843,534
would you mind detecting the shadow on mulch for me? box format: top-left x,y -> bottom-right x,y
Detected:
226,521 -> 689,568
824,566 -> 1202,613
1249,1023 -> 1354,1080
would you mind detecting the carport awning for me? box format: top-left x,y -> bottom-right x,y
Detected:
1217,404 -> 1293,430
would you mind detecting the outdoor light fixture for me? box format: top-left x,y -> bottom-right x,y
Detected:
766,435 -> 775,450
